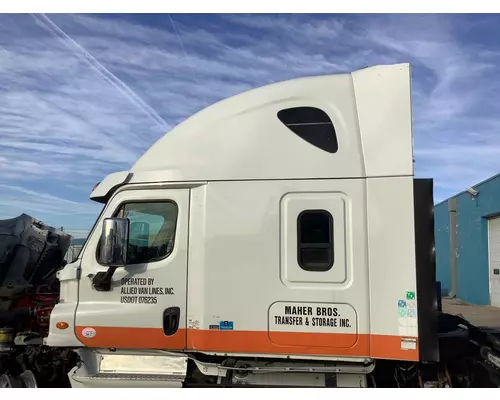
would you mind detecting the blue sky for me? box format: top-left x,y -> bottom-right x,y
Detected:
1,13 -> 500,238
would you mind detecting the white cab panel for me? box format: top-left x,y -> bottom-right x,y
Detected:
75,188 -> 190,350
281,192 -> 349,286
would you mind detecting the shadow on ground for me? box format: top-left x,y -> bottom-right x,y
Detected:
442,298 -> 500,329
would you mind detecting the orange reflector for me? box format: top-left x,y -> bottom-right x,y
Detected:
56,322 -> 69,330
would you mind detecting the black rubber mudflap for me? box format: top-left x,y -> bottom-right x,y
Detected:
414,178 -> 439,363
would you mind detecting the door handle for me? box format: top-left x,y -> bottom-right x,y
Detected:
163,306 -> 180,336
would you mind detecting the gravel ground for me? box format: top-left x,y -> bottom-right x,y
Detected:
442,297 -> 500,328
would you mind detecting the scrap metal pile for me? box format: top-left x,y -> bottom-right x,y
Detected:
0,214 -> 77,388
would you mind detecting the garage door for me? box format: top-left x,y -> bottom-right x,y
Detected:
488,217 -> 500,307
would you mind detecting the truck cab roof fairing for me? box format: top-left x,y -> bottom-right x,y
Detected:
89,171 -> 132,203
93,63 -> 412,192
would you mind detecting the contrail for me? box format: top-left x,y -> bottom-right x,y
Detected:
167,14 -> 208,106
31,13 -> 170,132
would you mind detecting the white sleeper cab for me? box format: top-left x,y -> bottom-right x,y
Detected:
42,63 -> 439,388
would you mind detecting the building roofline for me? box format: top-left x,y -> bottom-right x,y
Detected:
435,197 -> 453,207
435,171 -> 500,206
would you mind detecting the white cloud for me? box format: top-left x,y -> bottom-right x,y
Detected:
0,184 -> 102,234
0,13 -> 499,233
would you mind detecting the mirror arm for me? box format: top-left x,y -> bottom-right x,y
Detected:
92,266 -> 118,292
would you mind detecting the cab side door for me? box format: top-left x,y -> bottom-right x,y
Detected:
75,188 -> 190,350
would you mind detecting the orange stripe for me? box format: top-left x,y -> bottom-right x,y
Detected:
189,330 -> 369,356
75,327 -> 187,350
75,326 -> 418,361
269,330 -> 357,348
188,330 -> 418,360
371,334 -> 418,360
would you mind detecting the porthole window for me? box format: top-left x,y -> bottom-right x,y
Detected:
297,210 -> 334,271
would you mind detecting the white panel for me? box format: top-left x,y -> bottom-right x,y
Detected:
131,74 -> 364,181
187,179 -> 370,334
99,354 -> 188,376
90,170 -> 129,202
125,64 -> 411,183
366,176 -> 418,337
46,261 -> 82,347
488,217 -> 500,307
281,192 -> 348,285
352,63 -> 414,178
76,188 -> 190,335
268,302 -> 357,334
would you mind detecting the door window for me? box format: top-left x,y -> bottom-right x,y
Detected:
115,201 -> 178,265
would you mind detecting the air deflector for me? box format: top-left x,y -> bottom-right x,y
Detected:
277,107 -> 338,153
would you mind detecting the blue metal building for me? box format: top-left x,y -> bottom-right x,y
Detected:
435,173 -> 500,306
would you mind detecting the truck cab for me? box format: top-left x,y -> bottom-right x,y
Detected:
44,63 -> 438,388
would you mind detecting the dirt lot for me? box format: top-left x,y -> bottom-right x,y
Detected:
442,298 -> 500,328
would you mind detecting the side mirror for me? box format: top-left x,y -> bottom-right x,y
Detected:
93,217 -> 129,292
98,217 -> 129,267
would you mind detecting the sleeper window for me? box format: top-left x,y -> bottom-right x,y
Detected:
297,210 -> 334,271
115,201 -> 178,265
277,106 -> 338,153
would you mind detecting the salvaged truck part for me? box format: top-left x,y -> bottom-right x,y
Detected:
0,214 -> 77,388
2,63 -> 500,388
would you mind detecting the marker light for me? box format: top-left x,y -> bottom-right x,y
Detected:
56,322 -> 69,330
